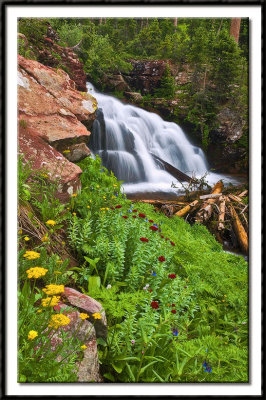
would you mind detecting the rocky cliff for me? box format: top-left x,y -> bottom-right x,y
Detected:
18,55 -> 97,201
18,21 -> 87,91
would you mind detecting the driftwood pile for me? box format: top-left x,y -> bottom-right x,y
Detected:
141,181 -> 248,255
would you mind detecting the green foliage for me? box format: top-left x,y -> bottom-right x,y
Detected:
154,64 -> 176,99
65,155 -> 248,383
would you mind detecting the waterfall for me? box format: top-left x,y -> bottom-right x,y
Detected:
87,83 -> 238,196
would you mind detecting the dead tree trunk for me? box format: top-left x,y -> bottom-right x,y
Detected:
195,181 -> 223,223
230,18 -> 241,44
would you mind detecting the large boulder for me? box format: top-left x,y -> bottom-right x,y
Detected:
18,55 -> 96,200
62,287 -> 108,339
44,306 -> 103,382
19,127 -> 82,201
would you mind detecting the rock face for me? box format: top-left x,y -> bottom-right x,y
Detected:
18,55 -> 97,200
19,21 -> 88,91
63,287 -> 108,339
123,60 -> 167,94
48,304 -> 103,382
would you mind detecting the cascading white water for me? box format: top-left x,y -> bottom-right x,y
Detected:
87,83 -> 238,196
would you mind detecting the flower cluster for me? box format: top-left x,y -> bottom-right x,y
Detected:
140,237 -> 149,242
139,213 -> 146,218
158,256 -> 165,262
150,301 -> 159,309
203,360 -> 212,373
168,274 -> 176,279
41,296 -> 60,307
43,284 -> 65,295
46,220 -> 56,226
48,314 -> 71,329
26,267 -> 48,279
79,313 -> 89,320
149,226 -> 158,231
28,330 -> 38,340
92,313 -> 102,320
23,251 -> 40,260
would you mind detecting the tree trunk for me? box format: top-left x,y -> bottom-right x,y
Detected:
230,18 -> 241,43
195,181 -> 223,223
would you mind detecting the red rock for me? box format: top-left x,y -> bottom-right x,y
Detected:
18,56 -> 96,127
19,127 -> 82,201
63,287 -> 108,339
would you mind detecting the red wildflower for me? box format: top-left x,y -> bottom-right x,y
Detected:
150,301 -> 159,309
160,235 -> 164,238
170,241 -> 175,246
140,237 -> 149,242
115,205 -> 122,209
133,209 -> 138,212
148,289 -> 153,292
139,213 -> 146,218
132,215 -> 137,218
165,238 -> 169,241
184,286 -> 187,289
110,207 -> 114,210
168,274 -> 176,279
149,226 -> 158,231
122,215 -> 128,219
172,304 -> 176,307
158,256 -> 165,262
171,309 -> 177,314
148,219 -> 154,223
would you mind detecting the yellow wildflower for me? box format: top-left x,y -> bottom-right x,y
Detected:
224,295 -> 227,297
96,185 -> 100,188
42,296 -> 60,307
222,300 -> 225,302
28,330 -> 38,340
37,310 -> 43,313
62,150 -> 70,154
79,313 -> 89,320
61,241 -> 65,245
46,220 -> 56,226
43,284 -> 64,295
18,229 -> 22,234
72,193 -> 77,197
81,345 -> 87,350
56,260 -> 63,264
72,213 -> 76,216
24,236 -> 30,241
41,235 -> 49,242
26,267 -> 48,279
87,205 -> 90,209
23,251 -> 40,260
48,314 -> 70,330
92,313 -> 102,320
100,208 -> 105,211
113,184 -> 117,187
105,208 -> 109,210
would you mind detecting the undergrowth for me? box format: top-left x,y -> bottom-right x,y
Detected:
18,155 -> 248,383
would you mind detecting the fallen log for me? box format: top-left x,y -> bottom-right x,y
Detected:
218,196 -> 226,231
238,190 -> 248,198
150,153 -> 198,183
175,200 -> 199,218
199,193 -> 223,200
229,202 -> 248,254
228,194 -> 244,204
195,181 -> 224,223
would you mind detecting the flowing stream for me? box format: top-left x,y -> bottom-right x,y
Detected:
87,83 -> 239,197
